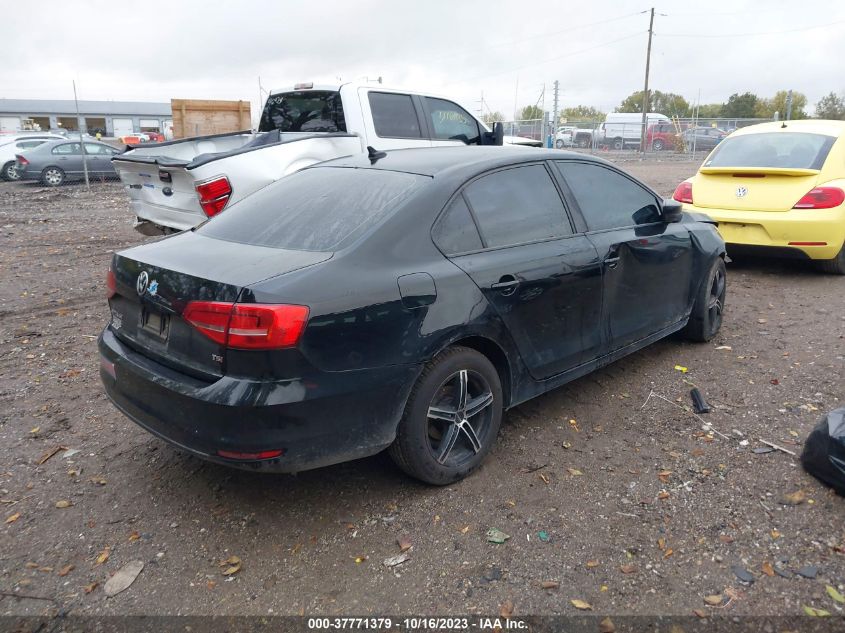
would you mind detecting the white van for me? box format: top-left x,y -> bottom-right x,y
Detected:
597,112 -> 669,149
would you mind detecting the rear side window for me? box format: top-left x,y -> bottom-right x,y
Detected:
432,196 -> 483,254
704,132 -> 835,170
258,90 -> 346,133
555,162 -> 661,231
369,92 -> 422,138
53,143 -> 81,155
425,98 -> 480,144
463,165 -> 571,248
199,168 -> 426,252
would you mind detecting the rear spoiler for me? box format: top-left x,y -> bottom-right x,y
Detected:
699,166 -> 820,177
112,132 -> 360,170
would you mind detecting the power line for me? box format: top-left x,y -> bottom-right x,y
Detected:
449,31 -> 645,85
657,17 -> 845,38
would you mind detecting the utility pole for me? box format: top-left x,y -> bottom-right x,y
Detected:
640,7 -> 655,153
785,89 -> 794,121
552,79 -> 560,130
73,80 -> 90,191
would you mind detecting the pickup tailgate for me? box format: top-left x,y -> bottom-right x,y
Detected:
113,132 -> 363,232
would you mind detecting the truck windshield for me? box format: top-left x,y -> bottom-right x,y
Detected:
258,90 -> 346,133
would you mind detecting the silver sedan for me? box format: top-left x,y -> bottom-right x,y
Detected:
15,139 -> 121,186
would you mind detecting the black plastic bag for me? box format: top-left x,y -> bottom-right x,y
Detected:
801,407 -> 845,496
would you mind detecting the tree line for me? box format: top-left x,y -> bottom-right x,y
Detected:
480,90 -> 845,125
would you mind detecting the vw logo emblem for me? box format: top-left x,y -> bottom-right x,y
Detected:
136,271 -> 149,296
735,186 -> 748,198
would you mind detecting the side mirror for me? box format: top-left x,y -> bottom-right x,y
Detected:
482,122 -> 504,146
662,199 -> 684,223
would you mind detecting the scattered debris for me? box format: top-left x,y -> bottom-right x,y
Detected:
57,564 -> 74,577
586,560 -> 600,569
353,555 -> 368,564
540,580 -> 559,590
566,468 -> 583,476
690,388 -> 711,414
796,565 -> 818,579
599,617 -> 615,633
714,345 -> 732,351
55,500 -> 72,509
397,536 -> 412,552
826,585 -> 845,604
759,439 -> 796,456
752,447 -> 775,455
803,605 -> 831,617
801,407 -> 845,495
218,555 -> 241,576
499,599 -> 514,619
84,581 -> 98,594
703,594 -> 724,606
537,531 -> 550,543
37,445 -> 68,465
674,365 -> 688,374
486,528 -> 510,544
382,553 -> 410,568
104,560 -> 144,597
620,564 -> 638,574
5,512 -> 20,524
779,490 -> 806,506
732,565 -> 755,584
570,599 -> 593,610
95,547 -> 110,566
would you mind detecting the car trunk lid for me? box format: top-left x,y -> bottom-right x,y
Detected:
693,167 -> 821,212
108,232 -> 330,379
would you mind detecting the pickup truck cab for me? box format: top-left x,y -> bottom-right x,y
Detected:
115,82 -> 530,235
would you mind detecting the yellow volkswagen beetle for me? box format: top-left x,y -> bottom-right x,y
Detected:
673,120 -> 845,273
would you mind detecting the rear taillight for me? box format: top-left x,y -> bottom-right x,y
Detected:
673,181 -> 693,204
183,301 -> 309,350
16,155 -> 29,165
792,186 -> 845,210
217,449 -> 284,460
106,269 -> 117,298
195,176 -> 232,218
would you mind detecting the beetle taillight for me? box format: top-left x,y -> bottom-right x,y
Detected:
792,186 -> 845,210
673,181 -> 693,204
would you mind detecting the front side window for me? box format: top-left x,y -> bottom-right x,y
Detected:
83,143 -> 108,155
52,143 -> 81,155
432,196 -> 483,255
425,97 -> 480,144
556,162 -> 661,231
199,167 -> 426,252
369,92 -> 422,139
704,132 -> 835,170
258,90 -> 346,133
463,165 -> 571,248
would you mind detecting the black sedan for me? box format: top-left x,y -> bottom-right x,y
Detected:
99,147 -> 726,484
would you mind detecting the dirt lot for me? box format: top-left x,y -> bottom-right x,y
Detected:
0,159 -> 843,620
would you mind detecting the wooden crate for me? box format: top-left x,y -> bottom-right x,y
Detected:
170,99 -> 252,138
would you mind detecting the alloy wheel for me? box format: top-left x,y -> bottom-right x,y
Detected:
4,163 -> 20,181
426,369 -> 495,468
707,265 -> 726,333
44,169 -> 63,186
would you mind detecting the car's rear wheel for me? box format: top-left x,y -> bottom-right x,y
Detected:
652,139 -> 665,151
817,244 -> 845,275
577,137 -> 589,148
1,161 -> 20,181
612,137 -> 624,150
683,257 -> 726,342
389,346 -> 502,485
41,167 -> 65,187
555,138 -> 564,149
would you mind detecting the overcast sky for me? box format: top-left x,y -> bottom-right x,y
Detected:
1,0 -> 842,122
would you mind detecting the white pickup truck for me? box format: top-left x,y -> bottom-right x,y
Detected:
114,82 -> 538,235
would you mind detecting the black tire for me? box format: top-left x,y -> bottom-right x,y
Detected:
612,137 -> 624,150
388,346 -> 503,485
555,138 -> 564,149
816,244 -> 845,275
683,257 -> 726,342
652,139 -> 665,151
1,160 -> 20,182
41,166 -> 65,187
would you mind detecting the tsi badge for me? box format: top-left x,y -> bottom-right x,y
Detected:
735,186 -> 748,198
136,271 -> 159,297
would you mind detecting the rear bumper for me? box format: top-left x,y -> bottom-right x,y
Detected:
129,199 -> 205,232
98,328 -> 420,473
683,205 -> 845,260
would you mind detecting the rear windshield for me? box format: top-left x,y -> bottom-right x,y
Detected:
198,168 -> 426,251
704,132 -> 835,170
258,90 -> 346,133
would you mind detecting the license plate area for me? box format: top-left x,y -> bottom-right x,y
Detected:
141,307 -> 170,340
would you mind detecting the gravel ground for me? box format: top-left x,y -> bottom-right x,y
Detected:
0,159 -> 843,619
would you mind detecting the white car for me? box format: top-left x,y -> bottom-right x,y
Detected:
555,126 -> 577,149
0,134 -> 66,181
114,81 -> 540,235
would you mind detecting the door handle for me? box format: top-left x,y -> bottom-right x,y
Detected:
491,275 -> 519,295
604,255 -> 620,269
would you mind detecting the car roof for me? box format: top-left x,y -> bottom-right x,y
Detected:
731,119 -> 845,138
314,146 -> 611,177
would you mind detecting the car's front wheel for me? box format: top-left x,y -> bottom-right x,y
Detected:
683,257 -> 726,342
555,138 -> 564,149
1,161 -> 20,181
41,167 -> 65,187
652,139 -> 665,151
817,244 -> 845,275
389,346 -> 503,485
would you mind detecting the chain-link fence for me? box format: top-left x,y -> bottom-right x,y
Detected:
493,116 -> 773,156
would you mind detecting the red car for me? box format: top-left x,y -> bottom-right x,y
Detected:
143,131 -> 165,143
645,122 -> 680,151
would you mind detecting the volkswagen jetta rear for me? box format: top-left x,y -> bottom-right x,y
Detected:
674,120 -> 845,273
99,166 -> 427,471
